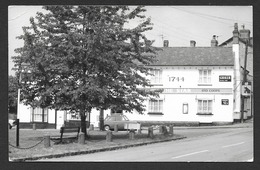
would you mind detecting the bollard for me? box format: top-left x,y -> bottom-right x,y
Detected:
169,125 -> 174,135
114,124 -> 118,132
129,129 -> 135,140
147,126 -> 154,138
162,126 -> 168,136
106,130 -> 112,142
33,123 -> 36,130
89,124 -> 94,131
44,135 -> 50,148
159,125 -> 163,133
78,132 -> 85,144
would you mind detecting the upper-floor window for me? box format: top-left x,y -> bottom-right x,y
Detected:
199,70 -> 211,84
150,69 -> 162,84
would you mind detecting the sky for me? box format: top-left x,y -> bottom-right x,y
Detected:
8,6 -> 253,76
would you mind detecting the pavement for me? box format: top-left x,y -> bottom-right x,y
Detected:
11,119 -> 253,162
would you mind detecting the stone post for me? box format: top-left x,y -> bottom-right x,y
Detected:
114,124 -> 118,132
106,130 -> 112,142
162,126 -> 168,136
33,123 -> 36,130
44,135 -> 50,148
159,125 -> 163,133
129,129 -> 135,140
78,132 -> 85,144
169,125 -> 174,135
89,124 -> 94,131
148,126 -> 154,138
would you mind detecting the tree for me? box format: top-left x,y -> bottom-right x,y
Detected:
12,5 -> 161,136
8,75 -> 19,114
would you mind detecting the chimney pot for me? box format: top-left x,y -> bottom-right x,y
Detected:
190,40 -> 196,47
233,23 -> 239,44
239,25 -> 250,40
163,40 -> 169,47
211,35 -> 218,47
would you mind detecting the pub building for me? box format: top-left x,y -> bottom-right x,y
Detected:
17,23 -> 252,128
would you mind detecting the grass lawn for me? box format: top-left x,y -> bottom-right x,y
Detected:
8,127 -> 183,161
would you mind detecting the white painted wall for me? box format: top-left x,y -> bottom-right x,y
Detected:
18,103 -> 31,122
125,66 -> 234,123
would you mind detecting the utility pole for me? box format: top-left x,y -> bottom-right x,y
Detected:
241,39 -> 248,123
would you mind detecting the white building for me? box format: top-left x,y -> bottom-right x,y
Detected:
18,23 -> 252,129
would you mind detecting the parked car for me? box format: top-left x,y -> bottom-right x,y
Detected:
9,119 -> 17,129
104,114 -> 140,131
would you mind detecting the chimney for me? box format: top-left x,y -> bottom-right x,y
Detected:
211,35 -> 218,47
190,40 -> 196,47
233,23 -> 239,44
239,25 -> 250,40
163,40 -> 169,47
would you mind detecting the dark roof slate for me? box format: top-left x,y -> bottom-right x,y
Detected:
151,47 -> 234,66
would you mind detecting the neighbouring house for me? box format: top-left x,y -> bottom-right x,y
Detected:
219,23 -> 253,121
17,23 -> 253,129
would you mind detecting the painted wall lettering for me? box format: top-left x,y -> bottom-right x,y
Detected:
169,76 -> 184,82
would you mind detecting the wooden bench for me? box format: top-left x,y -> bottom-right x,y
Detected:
58,127 -> 80,144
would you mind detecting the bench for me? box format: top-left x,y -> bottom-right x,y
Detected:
57,127 -> 80,144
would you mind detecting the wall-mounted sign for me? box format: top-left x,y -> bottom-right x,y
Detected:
219,75 -> 231,82
242,82 -> 252,96
222,99 -> 229,105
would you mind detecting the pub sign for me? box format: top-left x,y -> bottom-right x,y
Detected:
221,99 -> 229,105
219,75 -> 231,82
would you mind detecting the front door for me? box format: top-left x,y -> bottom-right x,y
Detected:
56,111 -> 65,129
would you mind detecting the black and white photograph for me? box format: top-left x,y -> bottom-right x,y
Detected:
8,5 -> 253,162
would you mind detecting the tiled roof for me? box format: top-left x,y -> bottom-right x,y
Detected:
150,47 -> 234,66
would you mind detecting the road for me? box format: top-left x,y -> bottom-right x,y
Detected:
40,126 -> 253,162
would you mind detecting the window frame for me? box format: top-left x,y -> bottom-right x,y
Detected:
198,69 -> 212,86
31,107 -> 48,123
148,99 -> 164,115
150,69 -> 162,85
197,99 -> 213,115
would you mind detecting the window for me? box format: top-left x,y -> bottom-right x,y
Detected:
150,69 -> 162,84
148,99 -> 163,114
183,103 -> 188,114
31,107 -> 48,122
199,70 -> 211,84
197,100 -> 213,115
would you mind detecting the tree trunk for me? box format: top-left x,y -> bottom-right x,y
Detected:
99,109 -> 104,131
80,110 -> 88,138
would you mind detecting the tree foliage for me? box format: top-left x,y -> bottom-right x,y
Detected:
12,5 -> 161,133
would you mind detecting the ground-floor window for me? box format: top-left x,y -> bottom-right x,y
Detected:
31,107 -> 48,122
148,99 -> 163,114
197,100 -> 213,115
